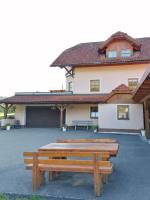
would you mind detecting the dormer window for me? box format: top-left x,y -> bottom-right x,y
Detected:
107,50 -> 117,58
99,32 -> 141,60
121,49 -> 132,57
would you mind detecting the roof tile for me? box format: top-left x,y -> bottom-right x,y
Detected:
0,84 -> 132,104
0,94 -> 107,104
50,32 -> 150,67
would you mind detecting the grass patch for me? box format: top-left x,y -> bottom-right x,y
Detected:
0,113 -> 15,117
0,194 -> 45,200
0,113 -> 15,120
16,197 -> 44,200
0,194 -> 9,200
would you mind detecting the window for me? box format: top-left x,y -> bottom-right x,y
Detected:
121,49 -> 132,57
128,78 -> 138,90
90,80 -> 100,92
107,50 -> 117,58
117,105 -> 129,120
90,106 -> 98,119
68,81 -> 72,91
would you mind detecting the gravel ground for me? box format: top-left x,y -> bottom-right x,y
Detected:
0,128 -> 150,200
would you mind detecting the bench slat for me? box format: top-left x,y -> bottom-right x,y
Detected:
38,151 -> 110,159
57,138 -> 117,143
25,164 -> 113,174
38,159 -> 111,166
72,120 -> 93,126
23,152 -> 36,157
24,158 -> 111,166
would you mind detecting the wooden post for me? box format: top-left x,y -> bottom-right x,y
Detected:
32,152 -> 38,192
56,104 -> 67,128
4,104 -> 8,119
60,105 -> 63,128
143,99 -> 150,139
93,153 -> 102,196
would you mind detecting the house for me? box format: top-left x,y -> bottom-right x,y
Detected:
0,31 -> 150,137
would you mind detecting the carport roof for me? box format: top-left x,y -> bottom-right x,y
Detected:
0,94 -> 108,104
0,84 -> 133,105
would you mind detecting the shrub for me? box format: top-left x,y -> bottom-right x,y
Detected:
0,194 -> 9,200
8,115 -> 15,119
91,125 -> 99,130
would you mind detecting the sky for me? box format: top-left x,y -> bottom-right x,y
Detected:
0,0 -> 150,97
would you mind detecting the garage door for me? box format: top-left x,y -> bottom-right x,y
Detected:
26,106 -> 61,128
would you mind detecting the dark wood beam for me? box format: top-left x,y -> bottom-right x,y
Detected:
140,85 -> 150,89
143,99 -> 150,139
64,66 -> 74,77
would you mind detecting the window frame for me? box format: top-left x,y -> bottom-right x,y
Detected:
128,78 -> 138,90
117,105 -> 129,120
90,106 -> 98,119
107,50 -> 117,58
90,80 -> 100,92
121,49 -> 133,57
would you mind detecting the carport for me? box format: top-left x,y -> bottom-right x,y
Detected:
133,65 -> 150,138
0,92 -> 106,128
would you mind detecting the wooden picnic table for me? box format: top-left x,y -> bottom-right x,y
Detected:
39,142 -> 119,156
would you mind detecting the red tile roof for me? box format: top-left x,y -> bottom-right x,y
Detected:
50,32 -> 150,67
112,84 -> 131,92
0,84 -> 132,104
106,84 -> 133,102
0,94 -> 108,104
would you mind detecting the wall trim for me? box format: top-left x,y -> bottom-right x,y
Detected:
99,128 -> 140,134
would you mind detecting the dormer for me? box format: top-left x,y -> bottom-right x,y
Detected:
99,31 -> 141,59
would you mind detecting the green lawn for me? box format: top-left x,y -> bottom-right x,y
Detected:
0,194 -> 44,200
0,112 -> 4,117
0,113 -> 15,120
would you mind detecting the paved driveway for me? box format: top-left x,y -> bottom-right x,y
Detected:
0,128 -> 150,200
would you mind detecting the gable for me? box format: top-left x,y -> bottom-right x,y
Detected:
106,40 -> 133,53
99,31 -> 141,52
107,93 -> 134,104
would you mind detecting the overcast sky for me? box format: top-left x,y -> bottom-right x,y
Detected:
0,0 -> 150,96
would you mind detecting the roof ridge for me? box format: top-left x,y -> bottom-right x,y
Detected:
112,84 -> 129,91
64,37 -> 150,53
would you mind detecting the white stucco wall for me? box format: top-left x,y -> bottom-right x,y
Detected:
66,104 -> 98,126
15,105 -> 26,125
15,104 -> 99,127
98,104 -> 144,130
14,103 -> 144,130
72,64 -> 148,94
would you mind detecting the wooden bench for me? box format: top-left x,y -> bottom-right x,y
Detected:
72,120 -> 93,130
57,138 -> 117,143
23,151 -> 113,196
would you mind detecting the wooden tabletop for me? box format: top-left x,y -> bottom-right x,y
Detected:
39,142 -> 119,156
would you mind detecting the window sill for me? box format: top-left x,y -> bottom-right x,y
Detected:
117,118 -> 129,120
90,117 -> 98,119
